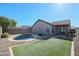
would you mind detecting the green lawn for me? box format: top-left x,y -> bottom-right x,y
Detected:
12,37 -> 72,56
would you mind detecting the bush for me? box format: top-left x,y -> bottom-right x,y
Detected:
1,32 -> 10,38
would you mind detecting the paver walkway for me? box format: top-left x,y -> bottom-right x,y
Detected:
74,36 -> 79,56
0,38 -> 32,56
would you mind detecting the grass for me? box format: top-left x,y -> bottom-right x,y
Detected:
12,37 -> 72,56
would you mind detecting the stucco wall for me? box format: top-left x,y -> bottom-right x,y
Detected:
32,21 -> 55,36
8,28 -> 32,34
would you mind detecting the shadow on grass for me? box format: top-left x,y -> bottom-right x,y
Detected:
33,35 -> 73,41
53,36 -> 73,41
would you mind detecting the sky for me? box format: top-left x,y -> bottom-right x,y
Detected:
0,3 -> 79,27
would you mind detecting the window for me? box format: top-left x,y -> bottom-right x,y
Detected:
60,27 -> 66,34
60,27 -> 65,32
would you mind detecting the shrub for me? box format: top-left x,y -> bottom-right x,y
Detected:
1,32 -> 10,38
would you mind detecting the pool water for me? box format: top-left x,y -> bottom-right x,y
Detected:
14,34 -> 33,40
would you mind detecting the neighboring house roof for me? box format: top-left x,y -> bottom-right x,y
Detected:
31,19 -> 53,28
8,26 -> 31,29
51,20 -> 70,26
21,26 -> 31,29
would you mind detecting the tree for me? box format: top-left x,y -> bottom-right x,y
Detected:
0,16 -> 17,33
10,19 -> 16,27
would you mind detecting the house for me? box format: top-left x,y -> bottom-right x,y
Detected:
32,19 -> 72,37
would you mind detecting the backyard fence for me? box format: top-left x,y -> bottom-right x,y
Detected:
76,28 -> 79,39
7,28 -> 32,34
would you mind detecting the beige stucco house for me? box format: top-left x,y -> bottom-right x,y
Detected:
32,19 -> 73,37
32,20 -> 55,36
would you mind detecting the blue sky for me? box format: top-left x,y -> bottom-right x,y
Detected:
0,3 -> 79,27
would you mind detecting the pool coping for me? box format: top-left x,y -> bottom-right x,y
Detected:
8,34 -> 36,42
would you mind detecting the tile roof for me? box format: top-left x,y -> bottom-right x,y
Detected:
51,20 -> 70,26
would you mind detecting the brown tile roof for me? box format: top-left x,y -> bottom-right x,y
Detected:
51,20 -> 70,26
8,26 -> 31,29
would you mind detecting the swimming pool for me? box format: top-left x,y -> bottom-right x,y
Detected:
14,34 -> 33,40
